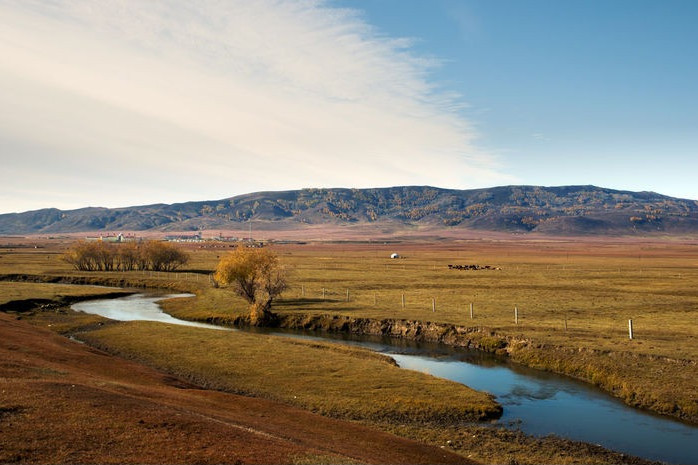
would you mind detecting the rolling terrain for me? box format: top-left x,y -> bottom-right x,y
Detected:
1,185 -> 698,236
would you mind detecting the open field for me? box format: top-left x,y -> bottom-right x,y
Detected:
1,236 -> 696,463
7,236 -> 698,364
158,239 -> 698,423
272,240 -> 698,359
79,322 -> 500,424
0,284 -> 656,464
0,282 -> 126,306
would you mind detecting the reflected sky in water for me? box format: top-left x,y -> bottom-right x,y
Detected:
391,353 -> 697,464
72,293 -> 229,331
265,328 -> 697,464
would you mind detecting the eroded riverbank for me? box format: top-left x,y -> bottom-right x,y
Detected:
271,313 -> 698,425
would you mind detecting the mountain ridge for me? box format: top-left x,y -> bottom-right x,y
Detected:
2,185 -> 698,236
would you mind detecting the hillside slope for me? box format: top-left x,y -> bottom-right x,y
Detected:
2,185 -> 697,236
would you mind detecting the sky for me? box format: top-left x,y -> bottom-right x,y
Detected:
1,0 -> 697,214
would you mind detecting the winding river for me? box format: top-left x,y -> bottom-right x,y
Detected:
72,293 -> 228,331
72,293 -> 698,464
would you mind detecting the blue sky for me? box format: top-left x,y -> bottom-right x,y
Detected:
1,0 -> 697,214
338,0 -> 698,197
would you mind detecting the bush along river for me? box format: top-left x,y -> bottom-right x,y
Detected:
72,293 -> 698,465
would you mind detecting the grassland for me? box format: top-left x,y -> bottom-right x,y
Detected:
1,312 -> 471,465
79,322 -> 500,424
162,240 -> 698,423
1,262 -> 646,463
0,282 -> 125,305
1,236 -> 696,463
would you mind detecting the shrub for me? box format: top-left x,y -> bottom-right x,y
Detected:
63,240 -> 189,272
214,245 -> 287,325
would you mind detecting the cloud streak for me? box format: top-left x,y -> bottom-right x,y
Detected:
0,0 -> 513,213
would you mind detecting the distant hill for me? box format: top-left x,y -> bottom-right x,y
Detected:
2,185 -> 698,236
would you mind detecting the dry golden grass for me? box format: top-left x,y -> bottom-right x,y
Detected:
0,242 -> 210,291
3,238 -> 697,422
154,240 -> 698,360
5,307 -> 647,465
159,240 -> 698,422
0,282 -> 121,305
80,322 -> 501,424
1,238 -> 677,463
1,312 -> 471,465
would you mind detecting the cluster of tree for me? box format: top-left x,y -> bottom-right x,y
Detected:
64,240 -> 189,272
214,245 -> 287,326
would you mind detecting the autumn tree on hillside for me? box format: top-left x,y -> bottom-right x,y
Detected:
213,245 -> 287,326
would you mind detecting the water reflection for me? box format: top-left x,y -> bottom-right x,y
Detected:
506,384 -> 560,402
72,293 -> 230,331
266,329 -> 697,465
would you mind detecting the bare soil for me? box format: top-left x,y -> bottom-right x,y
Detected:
0,312 -> 469,465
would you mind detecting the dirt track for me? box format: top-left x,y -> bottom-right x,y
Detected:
0,313 -> 470,464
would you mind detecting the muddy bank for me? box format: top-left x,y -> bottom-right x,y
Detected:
272,313 -> 698,425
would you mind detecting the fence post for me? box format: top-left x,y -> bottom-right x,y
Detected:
470,302 -> 473,319
629,319 -> 634,340
515,305 -> 519,325
301,285 -> 305,297
374,293 -> 377,306
432,298 -> 436,313
322,288 -> 326,300
401,293 -> 405,309
346,288 -> 350,302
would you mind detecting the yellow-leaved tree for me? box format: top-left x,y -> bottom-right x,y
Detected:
214,245 -> 287,326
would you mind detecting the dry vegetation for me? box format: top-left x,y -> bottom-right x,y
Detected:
0,312 -> 468,465
163,240 -> 698,423
79,322 -> 500,424
0,282 -> 124,306
64,240 -> 189,271
1,236 -> 696,464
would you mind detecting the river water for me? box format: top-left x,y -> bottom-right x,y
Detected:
72,293 -> 698,464
72,293 -> 229,331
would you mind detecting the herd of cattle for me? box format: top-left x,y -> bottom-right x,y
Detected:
447,264 -> 501,271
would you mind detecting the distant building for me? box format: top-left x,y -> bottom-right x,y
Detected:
85,233 -> 133,243
164,232 -> 203,242
390,253 -> 400,259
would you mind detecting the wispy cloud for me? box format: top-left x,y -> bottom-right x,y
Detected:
0,0 -> 514,213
